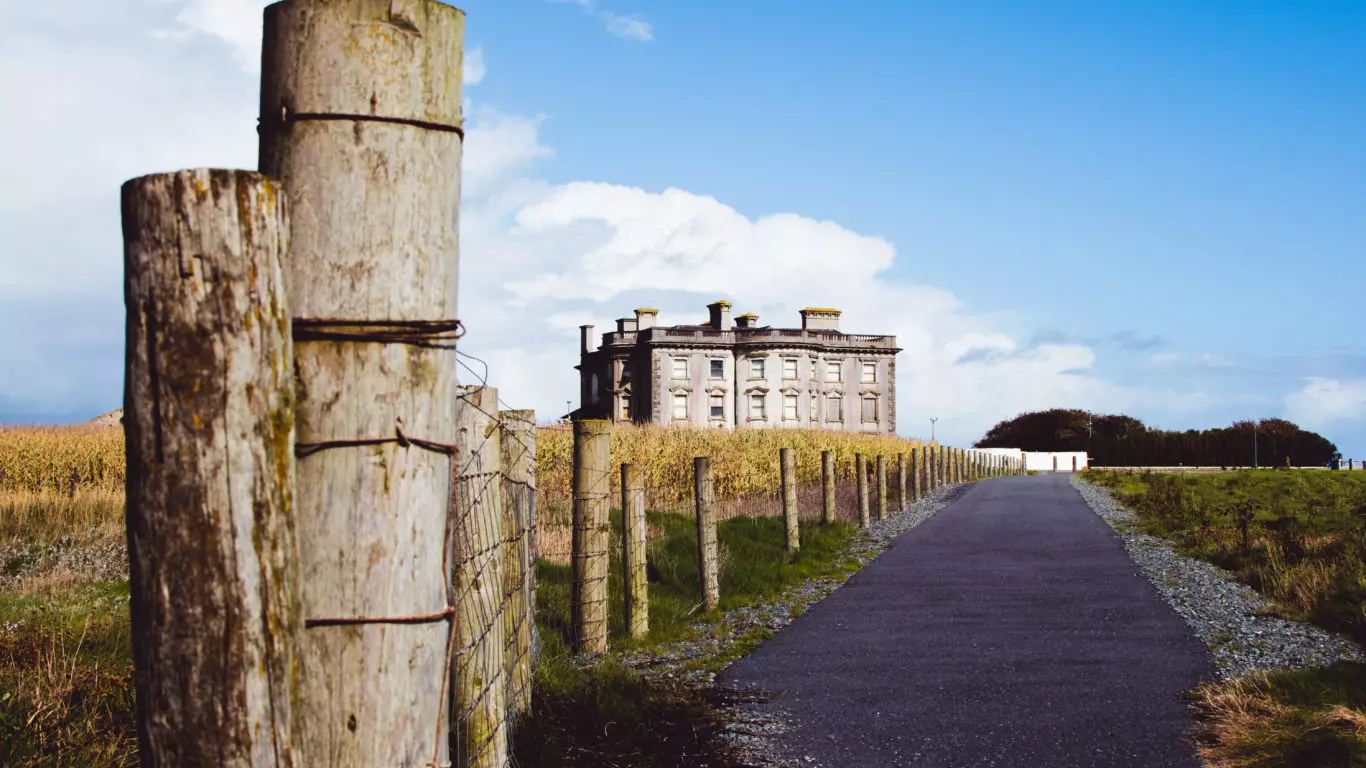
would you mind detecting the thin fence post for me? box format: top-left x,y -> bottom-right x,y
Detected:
453,386 -> 506,767
122,169 -> 302,766
911,447 -> 922,501
621,463 -> 648,640
856,454 -> 870,528
781,448 -> 800,552
896,453 -> 907,511
1053,455 -> 1059,472
957,449 -> 965,483
940,447 -> 948,486
875,455 -> 888,521
499,409 -> 536,718
259,1 -> 466,764
821,450 -> 836,524
1072,455 -> 1078,472
694,456 -> 719,612
571,419 -> 611,654
927,446 -> 937,491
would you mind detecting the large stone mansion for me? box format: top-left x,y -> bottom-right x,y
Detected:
574,301 -> 901,432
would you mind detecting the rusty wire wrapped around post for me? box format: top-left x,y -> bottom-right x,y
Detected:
571,420 -> 611,654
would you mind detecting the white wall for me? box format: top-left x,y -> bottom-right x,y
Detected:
1023,451 -> 1089,472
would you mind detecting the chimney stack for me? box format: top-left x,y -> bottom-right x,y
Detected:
616,317 -> 638,333
707,300 -> 732,330
580,324 -> 596,355
799,307 -> 841,332
734,313 -> 759,329
634,307 -> 658,330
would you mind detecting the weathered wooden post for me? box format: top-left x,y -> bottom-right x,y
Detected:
1072,455 -> 1078,472
856,454 -> 870,528
694,457 -> 720,612
500,408 -> 536,716
572,419 -> 611,654
939,446 -> 948,486
926,446 -> 936,491
1053,455 -> 1059,472
821,450 -> 836,524
123,169 -> 302,766
780,448 -> 800,552
453,386 -> 506,766
895,453 -> 907,511
957,449 -> 965,482
258,1 -> 467,764
875,455 -> 888,521
621,463 -> 648,639
911,447 -> 922,501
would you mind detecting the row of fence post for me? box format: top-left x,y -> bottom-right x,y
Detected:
568,422 -> 1026,652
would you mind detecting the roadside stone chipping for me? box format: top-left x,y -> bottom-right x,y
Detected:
1071,474 -> 1364,680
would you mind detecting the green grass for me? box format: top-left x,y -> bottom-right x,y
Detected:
1088,469 -> 1366,644
534,511 -> 860,651
0,581 -> 136,768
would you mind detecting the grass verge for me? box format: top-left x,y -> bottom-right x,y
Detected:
514,512 -> 861,765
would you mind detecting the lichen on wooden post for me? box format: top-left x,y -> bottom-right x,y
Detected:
856,454 -> 870,529
453,386 -> 506,767
500,408 -> 536,716
122,168 -> 302,767
895,453 -> 907,511
821,450 -> 836,524
910,447 -> 922,501
621,463 -> 648,639
258,0 -> 467,764
572,419 -> 611,653
875,455 -> 888,521
694,456 -> 720,612
780,448 -> 800,552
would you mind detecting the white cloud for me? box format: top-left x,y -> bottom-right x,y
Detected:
1284,378 -> 1366,429
172,0 -> 271,72
601,12 -> 653,41
464,46 -> 485,86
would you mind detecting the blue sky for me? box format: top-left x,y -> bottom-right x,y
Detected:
2,0 -> 1363,456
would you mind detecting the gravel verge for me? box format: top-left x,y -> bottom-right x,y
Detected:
1071,474 -> 1364,680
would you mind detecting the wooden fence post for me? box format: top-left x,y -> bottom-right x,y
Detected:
875,455 -> 888,521
927,446 -> 936,491
123,169 -> 301,766
572,419 -> 611,654
911,447 -> 922,501
258,2 -> 466,764
821,450 -> 836,524
896,453 -> 907,511
781,448 -> 800,552
1053,455 -> 1059,472
694,457 -> 720,612
453,386 -> 506,766
856,454 -> 870,528
621,463 -> 648,639
1072,455 -> 1078,472
500,409 -> 536,716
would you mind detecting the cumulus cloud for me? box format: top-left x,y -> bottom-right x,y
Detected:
464,46 -> 485,86
171,0 -> 271,72
601,12 -> 653,41
1285,378 -> 1366,430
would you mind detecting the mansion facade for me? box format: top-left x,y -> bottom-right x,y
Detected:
574,301 -> 900,433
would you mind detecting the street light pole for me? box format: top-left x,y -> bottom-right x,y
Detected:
1253,423 -> 1258,469
930,417 -> 938,443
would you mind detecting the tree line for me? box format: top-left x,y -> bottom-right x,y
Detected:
974,409 -> 1341,468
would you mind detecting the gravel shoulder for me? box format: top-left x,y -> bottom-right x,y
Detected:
1070,473 -> 1364,680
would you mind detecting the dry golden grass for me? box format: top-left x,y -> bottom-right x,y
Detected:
1191,664 -> 1366,767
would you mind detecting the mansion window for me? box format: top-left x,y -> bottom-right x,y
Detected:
672,393 -> 688,420
862,362 -> 877,384
862,395 -> 878,423
710,359 -> 725,379
672,358 -> 689,379
826,394 -> 843,421
783,394 -> 799,421
749,357 -> 767,379
619,362 -> 632,382
709,393 -> 725,420
620,396 -> 631,420
782,358 -> 798,380
826,361 -> 842,382
809,392 -> 818,421
750,393 -> 767,420
809,358 -> 818,380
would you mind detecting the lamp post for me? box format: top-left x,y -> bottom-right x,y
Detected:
930,417 -> 938,443
1253,422 -> 1258,469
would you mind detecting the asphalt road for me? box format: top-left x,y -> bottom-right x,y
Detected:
719,474 -> 1214,767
